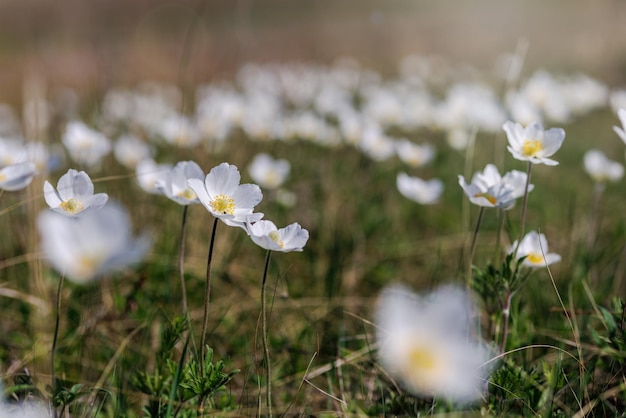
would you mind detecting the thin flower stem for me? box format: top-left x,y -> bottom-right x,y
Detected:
178,205 -> 189,316
200,217 -> 219,364
261,250 -> 273,418
466,206 -> 485,287
51,274 -> 65,418
496,208 -> 504,267
515,161 -> 533,255
500,290 -> 513,353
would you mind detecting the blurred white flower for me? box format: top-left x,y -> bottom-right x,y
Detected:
613,108 -> 626,145
0,393 -> 52,418
459,164 -> 532,209
62,121 -> 111,168
113,134 -> 153,169
246,219 -> 309,252
188,162 -> 263,229
156,160 -> 204,205
43,169 -> 108,217
396,173 -> 443,205
583,150 -> 624,183
0,162 -> 38,191
37,202 -> 150,284
136,158 -> 172,195
503,121 -> 565,166
508,230 -> 561,268
248,153 -> 290,190
0,138 -> 27,167
375,284 -> 496,404
394,139 -> 435,168
159,115 -> 201,148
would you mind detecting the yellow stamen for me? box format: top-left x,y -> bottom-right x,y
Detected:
268,231 -> 284,249
527,253 -> 544,264
474,192 -> 497,205
76,255 -> 100,279
60,198 -> 85,214
521,139 -> 543,157
210,194 -> 235,215
408,346 -> 437,372
0,173 -> 6,181
178,187 -> 197,201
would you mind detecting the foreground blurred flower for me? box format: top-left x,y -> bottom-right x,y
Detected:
188,162 -> 263,228
136,158 -> 172,195
375,284 -> 496,404
43,169 -> 108,217
508,230 -> 561,268
0,391 -> 52,418
156,160 -> 204,205
0,162 -> 37,191
503,121 -> 565,166
583,150 -> 624,183
247,153 -> 290,190
613,108 -> 626,145
247,220 -> 309,252
37,202 -> 150,284
396,173 -> 443,205
458,164 -> 532,209
62,121 -> 112,168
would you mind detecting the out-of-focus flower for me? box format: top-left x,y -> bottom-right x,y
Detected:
395,139 -> 435,167
62,121 -> 112,168
508,230 -> 561,268
375,284 -> 496,404
0,162 -> 38,191
613,108 -> 626,145
188,162 -> 263,228
156,160 -> 204,205
114,134 -> 153,169
37,202 -> 150,284
248,153 -> 290,189
396,173 -> 443,205
583,150 -> 624,183
136,158 -> 172,195
356,125 -> 396,161
459,163 -> 532,209
0,388 -> 52,418
247,219 -> 309,252
43,169 -> 108,217
503,121 -> 565,166
159,115 -> 201,148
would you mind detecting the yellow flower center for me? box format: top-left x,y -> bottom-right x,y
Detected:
268,231 -> 284,249
178,187 -> 197,201
521,139 -> 543,157
474,192 -> 497,205
209,194 -> 235,215
527,253 -> 544,264
408,346 -> 437,372
76,255 -> 100,280
60,198 -> 85,214
0,173 -> 6,181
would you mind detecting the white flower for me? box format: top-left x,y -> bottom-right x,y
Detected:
458,164 -> 532,209
247,153 -> 290,189
37,202 -> 150,284
62,121 -> 112,167
0,394 -> 52,418
613,108 -> 626,145
188,162 -> 263,228
583,150 -> 624,183
136,158 -> 172,195
0,162 -> 38,191
502,121 -> 565,166
246,220 -> 309,252
43,169 -> 108,217
375,284 -> 496,404
508,230 -> 561,268
155,160 -> 204,205
394,139 -> 435,168
113,134 -> 153,169
396,173 -> 443,205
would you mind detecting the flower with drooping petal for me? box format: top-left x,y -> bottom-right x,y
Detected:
583,149 -> 624,183
136,158 -> 172,195
613,108 -> 626,145
43,169 -> 108,217
0,162 -> 37,191
396,173 -> 443,205
62,121 -> 112,168
37,202 -> 150,284
156,160 -> 204,205
508,230 -> 561,268
188,162 -> 263,228
375,284 -> 496,404
458,163 -> 533,210
502,120 -> 565,166
247,153 -> 290,190
246,219 -> 309,252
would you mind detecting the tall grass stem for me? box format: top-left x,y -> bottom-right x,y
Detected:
51,274 -> 65,418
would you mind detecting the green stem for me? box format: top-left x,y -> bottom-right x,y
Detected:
178,205 -> 189,316
261,250 -> 273,418
515,161 -> 533,255
466,206 -> 485,287
496,208 -> 504,267
500,290 -> 513,353
51,274 -> 65,418
200,217 -> 219,365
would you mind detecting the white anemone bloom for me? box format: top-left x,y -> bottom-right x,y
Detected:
394,139 -> 435,168
613,108 -> 626,145
376,284 -> 496,404
188,162 -> 263,228
458,163 -> 533,210
113,134 -> 153,169
155,160 -> 204,205
247,153 -> 290,190
508,230 -> 561,268
136,158 -> 172,195
583,150 -> 624,183
396,173 -> 443,205
502,121 -> 565,166
37,202 -> 150,284
246,220 -> 309,252
0,162 -> 38,191
62,121 -> 112,168
43,169 -> 108,217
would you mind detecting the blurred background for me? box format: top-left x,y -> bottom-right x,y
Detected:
1,0 -> 626,104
